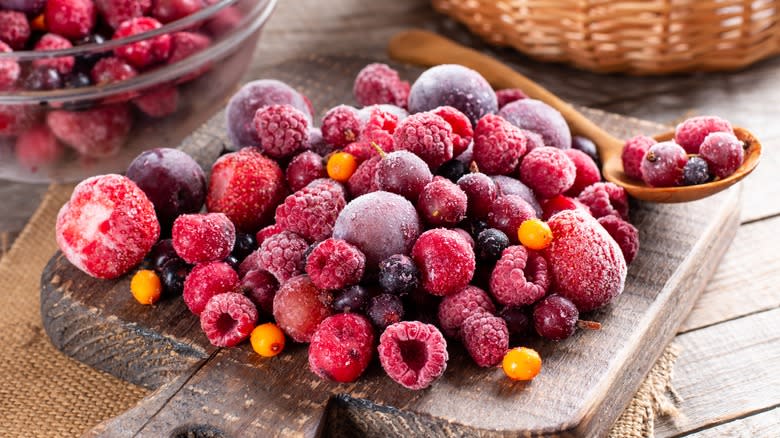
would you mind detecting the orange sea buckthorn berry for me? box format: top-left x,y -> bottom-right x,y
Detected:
250,323 -> 286,358
31,14 -> 46,32
326,151 -> 358,182
502,347 -> 542,381
130,269 -> 162,305
517,218 -> 553,250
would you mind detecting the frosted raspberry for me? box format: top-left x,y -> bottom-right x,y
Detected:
32,34 -> 75,75
254,230 -> 308,284
55,174 -> 160,279
541,195 -> 591,221
172,213 -> 236,264
430,106 -> 473,157
45,0 -> 96,40
358,105 -> 398,152
489,245 -> 549,306
134,86 -> 179,118
0,11 -> 29,49
113,17 -> 172,68
437,285 -> 495,339
473,114 -> 528,175
306,238 -> 366,290
14,124 -> 62,172
621,135 -> 655,181
577,182 -> 629,220
239,269 -> 278,316
598,215 -> 639,265
0,42 -> 19,90
461,313 -> 509,367
564,149 -> 601,197
95,0 -> 152,29
321,105 -> 362,148
167,31 -> 211,64
699,132 -> 744,178
544,210 -> 627,312
0,104 -> 37,137
393,112 -> 454,169
47,104 -> 133,158
487,194 -> 537,241
255,224 -> 284,247
354,63 -> 410,108
347,155 -> 381,198
520,146 -> 576,198
275,181 -> 347,242
152,0 -> 204,23
640,141 -> 687,187
412,228 -> 475,296
200,292 -> 257,347
253,104 -> 309,159
496,88 -> 527,109
378,321 -> 448,390
674,115 -> 733,154
309,314 -> 375,382
91,56 -> 138,86
273,275 -> 334,343
183,261 -> 239,315
207,148 -> 285,232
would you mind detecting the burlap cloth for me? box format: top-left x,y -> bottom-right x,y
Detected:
0,184 -> 681,437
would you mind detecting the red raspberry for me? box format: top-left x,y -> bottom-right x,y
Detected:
358,105 -> 398,152
0,104 -> 38,136
490,245 -> 549,306
378,321 -> 448,390
32,33 -> 75,75
45,0 -> 96,40
272,275 -> 334,343
14,124 -> 63,172
437,285 -> 495,339
321,105 -> 361,148
347,155 -> 381,198
183,261 -> 239,315
91,56 -> 138,86
152,0 -> 205,23
207,148 -> 285,232
309,313 -> 375,382
544,210 -> 627,312
255,223 -> 284,247
0,41 -> 20,90
306,238 -> 366,290
275,181 -> 347,242
598,215 -> 639,265
563,149 -> 601,197
172,213 -> 235,264
113,17 -> 172,68
342,140 -> 379,163
286,151 -> 325,192
699,131 -> 744,178
134,86 -> 179,118
473,114 -> 527,175
239,269 -> 278,316
167,31 -> 211,64
255,230 -> 308,284
430,106 -> 473,157
412,228 -> 475,296
461,313 -> 509,367
353,63 -> 410,108
55,174 -> 160,279
393,112 -> 453,169
621,135 -> 655,181
577,182 -> 629,220
0,11 -> 30,49
520,146 -> 576,198
496,88 -> 527,109
95,0 -> 152,29
47,104 -> 133,158
541,195 -> 591,221
674,115 -> 733,154
253,104 -> 309,159
200,292 -> 257,347
487,194 -> 537,241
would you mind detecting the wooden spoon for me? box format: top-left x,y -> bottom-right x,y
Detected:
388,29 -> 762,203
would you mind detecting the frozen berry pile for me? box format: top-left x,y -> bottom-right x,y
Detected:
60,61 -> 712,391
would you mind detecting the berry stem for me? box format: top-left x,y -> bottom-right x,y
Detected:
576,320 -> 602,331
371,141 -> 387,158
469,161 -> 480,173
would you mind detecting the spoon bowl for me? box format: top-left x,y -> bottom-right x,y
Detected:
388,30 -> 762,203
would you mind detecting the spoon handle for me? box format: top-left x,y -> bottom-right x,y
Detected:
388,29 -> 626,161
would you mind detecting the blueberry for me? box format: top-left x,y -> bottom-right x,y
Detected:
476,228 -> 510,262
223,255 -> 241,271
25,67 -> 62,91
159,259 -> 190,296
378,254 -> 420,296
149,239 -> 179,271
368,293 -> 405,330
231,232 -> 257,261
333,285 -> 370,313
437,159 -> 468,183
64,71 -> 92,89
466,219 -> 489,238
682,156 -> 711,185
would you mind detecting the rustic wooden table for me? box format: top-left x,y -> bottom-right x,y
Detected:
2,1 -> 778,436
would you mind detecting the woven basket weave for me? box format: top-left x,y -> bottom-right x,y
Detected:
432,0 -> 780,75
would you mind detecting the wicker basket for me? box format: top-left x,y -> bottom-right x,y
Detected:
432,0 -> 780,75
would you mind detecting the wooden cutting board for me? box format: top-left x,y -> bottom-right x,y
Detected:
40,56 -> 741,437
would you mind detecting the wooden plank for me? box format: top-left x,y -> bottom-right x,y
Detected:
689,407 -> 780,438
655,308 -> 780,437
740,135 -> 780,222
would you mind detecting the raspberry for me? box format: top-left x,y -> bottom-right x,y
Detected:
489,245 -> 549,306
207,148 -> 285,232
430,106 -> 473,157
47,104 -> 133,158
412,228 -> 475,296
496,88 -> 527,109
354,63 -> 410,108
682,156 -> 711,185
347,155 -> 381,198
699,131 -> 744,178
487,194 -> 537,242
393,112 -> 454,169
358,105 -> 398,152
152,0 -> 204,23
183,261 -> 239,315
91,56 -> 138,86
305,238 -> 366,290
368,293 -> 405,329
33,34 -> 75,75
577,182 -> 629,220
378,321 -> 448,390
437,285 -> 495,339
621,135 -> 655,181
95,0 -> 152,29
417,177 -> 467,226
14,124 -> 62,172
309,314 -> 375,382
541,195 -> 591,221
45,0 -> 96,39
239,269 -> 278,316
255,230 -> 308,284
598,215 -> 639,265
378,254 -> 420,296
0,11 -> 29,49
253,104 -> 309,159
286,151 -> 325,192
563,149 -> 601,197
544,210 -> 627,312
255,224 -> 284,247
134,86 -> 179,118
0,104 -> 37,136
55,175 -> 160,279
200,292 -> 257,347
113,17 -> 172,68
275,181 -> 346,242
520,146 -> 576,198
172,213 -> 236,264
0,41 -> 19,90
462,313 -> 509,367
473,114 -> 528,175
674,115 -> 733,154
167,31 -> 211,65
640,141 -> 687,187
272,275 -> 333,343
321,105 -> 362,148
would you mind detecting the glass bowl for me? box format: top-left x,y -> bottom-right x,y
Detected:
0,0 -> 277,182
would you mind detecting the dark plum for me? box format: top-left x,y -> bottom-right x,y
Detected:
378,254 -> 420,296
368,293 -> 405,330
458,172 -> 497,219
499,99 -> 571,149
408,64 -> 497,125
491,175 -> 542,217
333,285 -> 371,314
374,150 -> 433,201
417,177 -> 468,227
